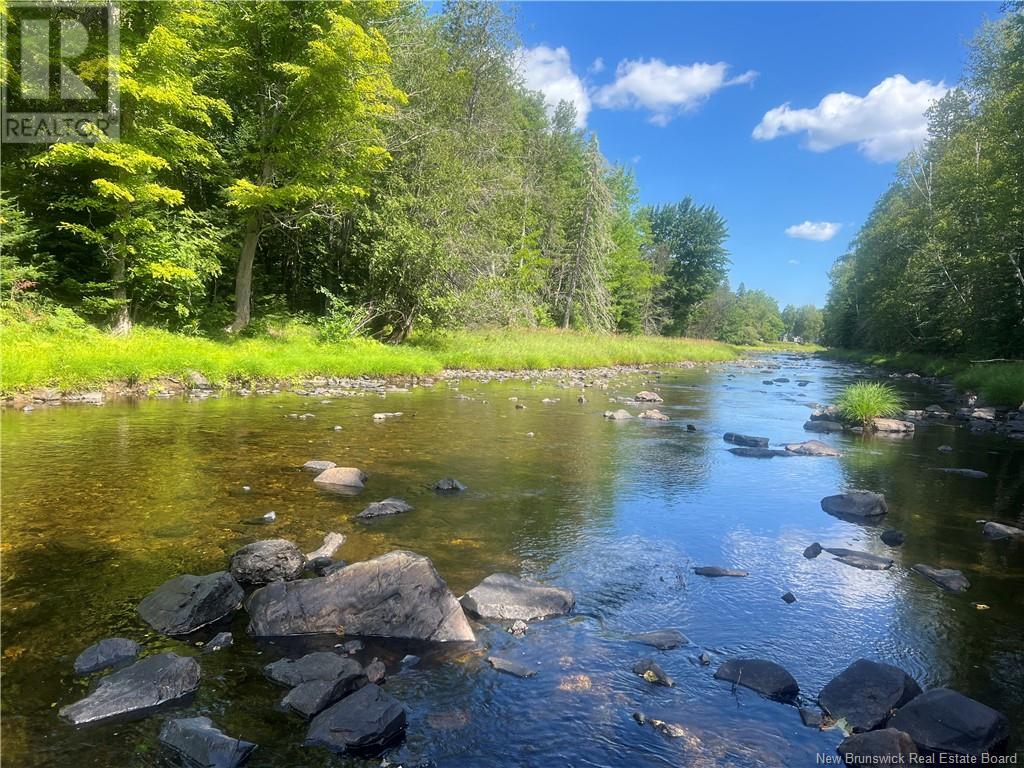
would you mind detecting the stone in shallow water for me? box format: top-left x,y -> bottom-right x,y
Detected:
912,564 -> 970,592
73,637 -> 140,675
635,391 -> 663,402
204,631 -> 233,653
265,653 -> 364,687
887,688 -> 1009,756
357,497 -> 413,519
881,529 -> 906,546
803,542 -> 823,559
639,409 -> 670,421
312,467 -> 366,493
304,683 -> 406,755
693,566 -> 748,577
820,490 -> 888,521
936,468 -> 989,479
248,550 -> 474,641
627,629 -> 688,650
632,658 -> 673,687
804,420 -> 845,433
138,572 -> 243,635
713,658 -> 799,702
365,659 -> 386,684
282,671 -> 368,719
305,532 -> 345,561
982,521 -> 1024,540
229,539 -> 306,585
460,573 -> 574,622
723,432 -> 769,448
302,460 -> 336,472
60,653 -> 200,725
781,440 -> 841,457
434,477 -> 466,492
872,418 -> 915,433
158,716 -> 256,768
728,446 -> 791,458
603,409 -> 632,420
799,707 -> 822,728
824,548 -> 894,571
819,659 -> 922,732
781,591 -> 796,604
632,712 -> 689,739
487,656 -> 536,678
837,729 -> 917,765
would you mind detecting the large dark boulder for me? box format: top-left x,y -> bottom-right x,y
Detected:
912,564 -> 970,592
723,432 -> 769,448
138,572 -> 244,635
283,672 -> 368,719
59,653 -> 200,725
713,658 -> 799,702
304,683 -> 406,755
229,540 -> 306,585
888,688 -> 1009,756
818,659 -> 922,732
159,716 -> 256,768
357,498 -> 413,519
982,522 -> 1024,541
73,637 -> 140,675
459,573 -> 574,621
247,550 -> 474,641
265,652 -> 364,687
837,729 -> 918,765
821,490 -> 888,521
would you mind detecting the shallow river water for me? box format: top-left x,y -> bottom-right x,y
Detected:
2,354 -> 1023,767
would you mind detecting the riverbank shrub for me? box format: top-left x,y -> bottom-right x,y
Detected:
836,382 -> 905,426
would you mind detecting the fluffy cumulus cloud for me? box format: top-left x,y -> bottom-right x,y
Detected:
753,75 -> 949,162
785,221 -> 842,242
594,59 -> 757,126
514,45 -> 591,128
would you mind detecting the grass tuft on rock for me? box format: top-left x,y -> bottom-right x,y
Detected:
836,382 -> 905,426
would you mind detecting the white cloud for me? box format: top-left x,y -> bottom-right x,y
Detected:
594,59 -> 758,126
753,75 -> 948,162
589,57 -> 605,74
514,45 -> 591,128
785,221 -> 842,242
788,259 -> 800,265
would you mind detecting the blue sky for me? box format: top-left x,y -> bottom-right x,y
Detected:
513,1 -> 1000,307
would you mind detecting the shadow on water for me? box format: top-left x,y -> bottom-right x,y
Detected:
2,354 -> 1022,766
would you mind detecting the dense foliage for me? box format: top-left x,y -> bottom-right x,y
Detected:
2,0 -> 756,343
823,12 -> 1024,357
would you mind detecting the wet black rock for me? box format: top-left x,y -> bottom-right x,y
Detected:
460,573 -> 574,622
633,659 -> 673,687
887,688 -> 1009,756
73,637 -> 140,675
728,447 -> 791,458
803,420 -> 845,434
837,729 -> 918,765
982,521 -> 1024,541
723,432 -> 769,448
248,551 -> 475,641
434,477 -> 466,492
59,653 -> 200,725
912,564 -> 970,592
283,672 -> 368,719
803,542 -> 823,559
819,659 -> 922,732
138,572 -> 244,635
265,653 -> 364,688
693,566 -> 748,577
799,707 -> 822,728
881,529 -> 906,546
357,497 -> 414,519
159,716 -> 256,768
628,629 -> 688,650
304,683 -> 406,755
487,656 -> 536,678
781,591 -> 796,604
713,658 -> 799,702
230,540 -> 306,585
308,556 -> 333,574
821,490 -> 888,521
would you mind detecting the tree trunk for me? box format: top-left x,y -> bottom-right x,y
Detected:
228,213 -> 262,334
110,253 -> 132,335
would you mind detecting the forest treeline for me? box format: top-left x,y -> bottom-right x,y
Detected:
823,10 -> 1024,357
0,0 -> 794,346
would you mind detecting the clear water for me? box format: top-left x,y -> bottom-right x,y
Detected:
2,354 -> 1022,767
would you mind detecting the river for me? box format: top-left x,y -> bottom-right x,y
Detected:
2,353 -> 1022,766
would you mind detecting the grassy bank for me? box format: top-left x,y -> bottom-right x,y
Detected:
825,349 -> 1024,407
0,312 -> 741,394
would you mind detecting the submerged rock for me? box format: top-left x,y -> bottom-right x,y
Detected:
434,477 -> 466,493
138,572 -> 244,635
312,467 -> 367,493
304,683 -> 406,755
887,688 -> 1009,756
627,629 -> 688,650
204,632 -> 233,653
357,497 -> 413,519
714,658 -> 799,702
302,460 -> 336,472
912,564 -> 970,592
639,409 -> 670,421
824,548 -> 894,571
723,432 -> 769,448
819,659 -> 922,732
487,656 -> 536,678
248,550 -> 474,642
821,490 -> 888,520
633,659 -> 673,687
803,420 -> 845,433
632,712 -> 689,739
635,391 -> 663,402
230,540 -> 306,585
782,440 -> 841,457
728,446 -> 790,458
60,653 -> 200,725
73,637 -> 140,675
159,716 -> 256,768
982,521 -> 1024,540
265,652 -> 364,688
837,729 -> 918,765
460,573 -> 574,622
603,409 -> 633,420
881,529 -> 906,546
693,566 -> 748,577
936,468 -> 989,479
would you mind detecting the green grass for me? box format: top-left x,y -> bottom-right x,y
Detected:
737,341 -> 827,353
835,381 -> 906,426
825,349 -> 1024,407
0,313 -> 741,393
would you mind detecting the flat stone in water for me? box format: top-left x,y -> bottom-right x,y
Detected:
693,566 -> 748,577
304,683 -> 406,756
283,672 -> 369,719
487,656 -> 536,678
302,460 -> 336,472
265,652 -> 363,687
728,446 -> 790,458
819,659 -> 922,732
627,629 -> 688,650
782,440 -> 841,457
824,548 -> 894,571
837,729 -> 918,764
603,409 -> 632,420
159,716 -> 256,768
434,477 -> 466,492
138,571 -> 244,635
73,637 -> 140,675
60,653 -> 200,726
821,490 -> 888,521
357,497 -> 414,519
723,432 -> 769,448
936,468 -> 989,479
312,467 -> 367,493
982,521 -> 1024,540
460,573 -> 574,621
714,658 -> 799,702
881,529 -> 906,546
804,420 -> 845,433
799,707 -> 822,728
633,658 -> 673,687
887,688 -> 1009,756
305,532 -> 345,561
204,631 -> 233,653
912,564 -> 970,592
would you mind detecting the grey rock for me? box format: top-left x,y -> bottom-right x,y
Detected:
460,573 -> 574,622
782,591 -> 796,604
782,440 -> 841,457
982,521 -> 1024,541
230,540 -> 306,585
159,716 -> 256,768
825,548 -> 894,571
628,629 -> 688,650
888,688 -> 1009,756
73,637 -> 140,675
639,409 -> 670,421
723,432 -> 769,448
313,467 -> 367,493
837,729 -> 918,765
305,532 -> 345,561
881,529 -> 906,546
693,566 -> 748,577
487,656 -> 536,678
872,418 -> 915,433
248,550 -> 475,641
138,572 -> 244,635
59,653 -> 200,725
204,632 -> 233,653
434,477 -> 466,492
804,420 -> 845,433
800,707 -> 822,728
937,445 -> 954,453
803,542 -> 823,559
912,564 -> 970,592
633,658 -> 673,686
265,652 -> 363,688
603,409 -> 632,420
821,490 -> 888,520
635,391 -> 663,402
728,446 -> 791,458
365,659 -> 386,684
936,468 -> 988,479
302,460 -> 336,472
819,659 -> 922,732
283,671 -> 368,719
357,497 -> 413,519
714,658 -> 799,702
304,683 -> 406,755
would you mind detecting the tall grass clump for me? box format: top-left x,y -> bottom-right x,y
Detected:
836,381 -> 905,426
